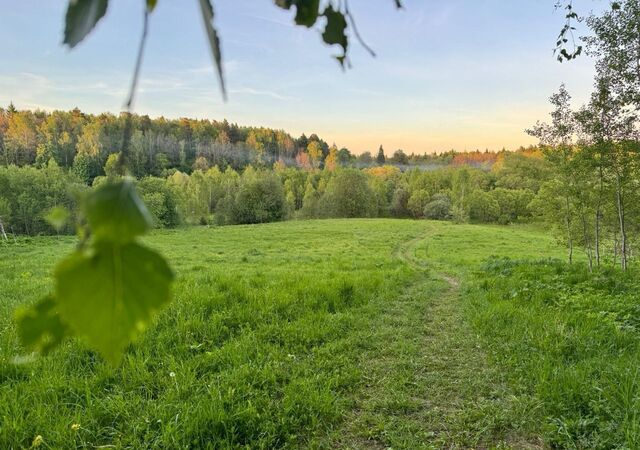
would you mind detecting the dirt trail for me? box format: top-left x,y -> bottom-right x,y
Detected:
395,231 -> 460,289
336,231 -> 540,449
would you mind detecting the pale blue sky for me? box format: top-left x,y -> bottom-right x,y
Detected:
0,1 -> 604,153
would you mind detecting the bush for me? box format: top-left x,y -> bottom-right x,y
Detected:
299,181 -> 319,219
450,204 -> 469,223
390,187 -> 410,217
72,153 -> 101,184
231,171 -> 286,224
407,189 -> 430,218
469,190 -> 500,223
137,177 -> 180,227
318,169 -> 376,218
423,193 -> 451,220
0,163 -> 82,235
489,188 -> 534,224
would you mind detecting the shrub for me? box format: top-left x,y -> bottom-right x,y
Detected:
0,163 -> 82,235
423,193 -> 451,220
231,171 -> 286,224
318,169 -> 376,218
407,189 -> 430,218
137,177 -> 180,227
390,187 -> 411,217
469,190 -> 500,223
489,188 -> 534,224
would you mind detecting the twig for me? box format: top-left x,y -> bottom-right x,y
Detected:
344,0 -> 376,58
118,9 -> 150,175
126,10 -> 149,111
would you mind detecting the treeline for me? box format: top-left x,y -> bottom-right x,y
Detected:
528,0 -> 640,271
0,105 -> 536,183
0,150 -> 553,235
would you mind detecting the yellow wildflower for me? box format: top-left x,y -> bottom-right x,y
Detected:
31,435 -> 43,447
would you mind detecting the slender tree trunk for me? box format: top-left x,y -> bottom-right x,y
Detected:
581,212 -> 593,272
613,229 -> 618,268
594,209 -> 601,267
22,212 -> 29,236
0,219 -> 7,241
1,140 -> 7,167
595,164 -> 604,267
615,174 -> 627,270
565,195 -> 573,264
209,184 -> 213,215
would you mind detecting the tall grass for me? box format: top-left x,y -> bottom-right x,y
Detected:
468,257 -> 640,448
0,219 -> 426,448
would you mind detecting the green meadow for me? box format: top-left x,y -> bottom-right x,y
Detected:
1,219 -> 638,448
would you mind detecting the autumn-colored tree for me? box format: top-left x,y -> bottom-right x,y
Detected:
324,144 -> 339,171
4,111 -> 38,166
307,141 -> 323,169
193,156 -> 210,171
296,151 -> 312,170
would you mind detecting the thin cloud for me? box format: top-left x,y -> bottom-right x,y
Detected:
0,72 -> 126,97
240,13 -> 294,28
229,86 -> 298,101
183,59 -> 242,76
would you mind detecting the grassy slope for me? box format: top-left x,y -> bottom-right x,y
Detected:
0,219 -> 562,449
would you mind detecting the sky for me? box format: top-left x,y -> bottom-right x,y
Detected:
0,0 -> 605,154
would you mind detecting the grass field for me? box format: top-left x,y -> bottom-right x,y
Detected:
1,219 -> 635,448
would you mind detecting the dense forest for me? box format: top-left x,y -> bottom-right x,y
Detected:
0,105 -> 547,233
0,104 -> 519,175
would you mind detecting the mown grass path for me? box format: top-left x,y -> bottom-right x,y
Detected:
334,229 -> 541,449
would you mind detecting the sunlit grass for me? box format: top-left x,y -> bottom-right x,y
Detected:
1,218 -> 614,448
1,219 -> 428,448
468,258 -> 640,448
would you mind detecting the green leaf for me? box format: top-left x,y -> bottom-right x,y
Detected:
15,296 -> 70,355
198,0 -> 226,100
84,180 -> 152,244
146,0 -> 158,12
45,206 -> 70,232
63,0 -> 109,48
274,0 -> 321,27
322,5 -> 348,65
55,242 -> 174,365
